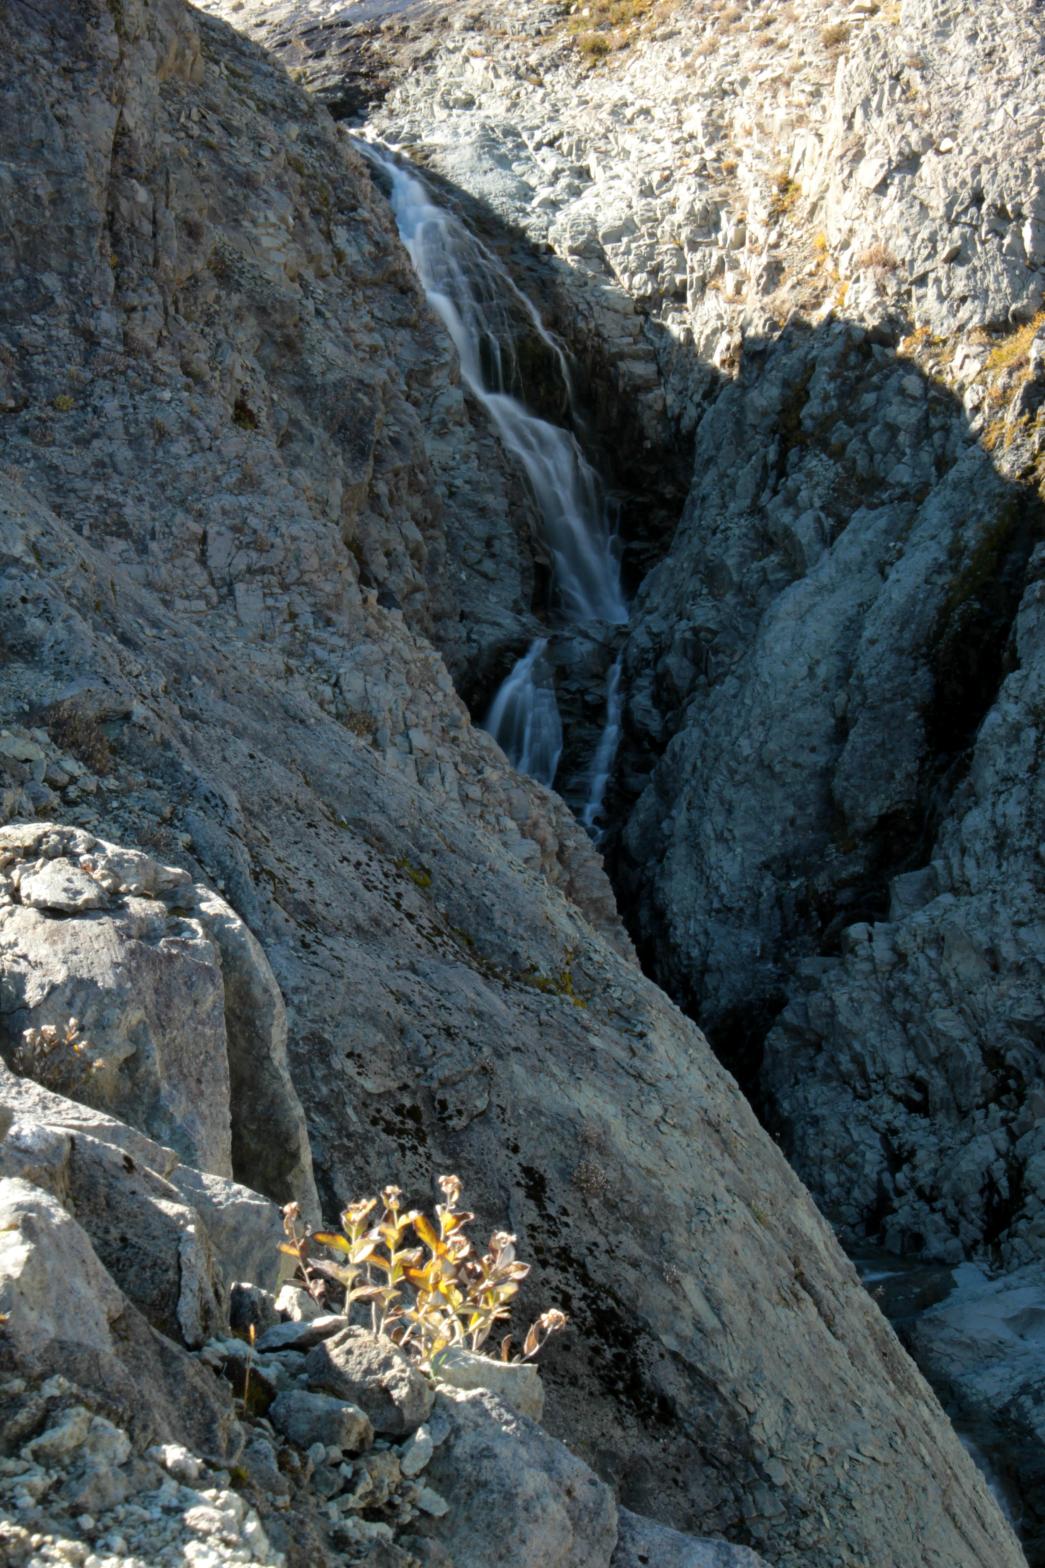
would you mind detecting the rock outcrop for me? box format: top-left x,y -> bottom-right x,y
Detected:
0,2 -> 1034,1566
0,822 -> 316,1210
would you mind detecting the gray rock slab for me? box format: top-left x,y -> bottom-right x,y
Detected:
416,1387 -> 616,1568
269,1388 -> 374,1453
612,1508 -> 769,1567
305,1327 -> 434,1436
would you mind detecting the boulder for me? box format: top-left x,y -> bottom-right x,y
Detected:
433,1345 -> 544,1422
305,1327 -> 434,1436
0,823 -> 317,1216
612,1508 -> 770,1567
0,1073 -> 287,1325
416,1388 -> 617,1568
0,1176 -> 237,1460
269,1388 -> 374,1453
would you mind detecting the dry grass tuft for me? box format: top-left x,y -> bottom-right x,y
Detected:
985,309 -> 1045,373
856,242 -> 899,273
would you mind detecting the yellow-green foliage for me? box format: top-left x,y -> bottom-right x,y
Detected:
280,1177 -> 567,1365
986,309 -> 1045,373
395,855 -> 432,889
519,962 -> 587,1007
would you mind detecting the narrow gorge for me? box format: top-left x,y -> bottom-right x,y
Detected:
0,1 -> 1042,1566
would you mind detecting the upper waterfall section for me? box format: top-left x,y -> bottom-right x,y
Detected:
363,144 -> 628,629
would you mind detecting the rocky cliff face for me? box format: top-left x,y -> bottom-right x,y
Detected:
0,1 -> 1036,1565
270,0 -> 1045,1266
196,0 -> 1045,1548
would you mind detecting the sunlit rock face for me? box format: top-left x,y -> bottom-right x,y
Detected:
0,1 -> 1037,1565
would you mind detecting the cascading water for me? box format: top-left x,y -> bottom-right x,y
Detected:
364,142 -> 627,831
580,653 -> 624,838
482,638 -> 563,789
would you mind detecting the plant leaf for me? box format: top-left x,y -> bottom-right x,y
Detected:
312,1231 -> 352,1255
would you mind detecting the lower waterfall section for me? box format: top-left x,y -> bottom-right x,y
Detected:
482,637 -> 563,789
363,141 -> 628,829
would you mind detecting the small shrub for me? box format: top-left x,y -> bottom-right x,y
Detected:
395,855 -> 432,889
280,1175 -> 567,1366
769,171 -> 800,221
45,701 -> 113,776
821,22 -> 850,49
10,1017 -> 104,1095
566,0 -> 669,64
232,395 -> 258,430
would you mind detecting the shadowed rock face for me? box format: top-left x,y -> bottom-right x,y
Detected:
0,1 -> 1030,1565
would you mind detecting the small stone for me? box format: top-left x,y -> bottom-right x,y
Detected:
256,1314 -> 346,1353
149,1444 -> 202,1484
229,1282 -> 279,1337
274,1284 -> 323,1323
25,1405 -> 93,1462
433,1346 -> 544,1422
269,1389 -> 374,1453
415,1484 -> 450,1517
16,859 -> 109,913
399,1425 -> 434,1477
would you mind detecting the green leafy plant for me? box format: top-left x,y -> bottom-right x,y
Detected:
280,1175 -> 566,1366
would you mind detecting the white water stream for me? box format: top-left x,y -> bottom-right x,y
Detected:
364,143 -> 627,824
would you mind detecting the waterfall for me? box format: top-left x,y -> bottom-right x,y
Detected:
364,142 -> 627,825
580,653 -> 624,838
482,638 -> 563,789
